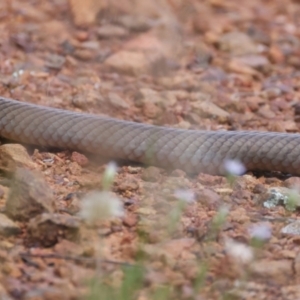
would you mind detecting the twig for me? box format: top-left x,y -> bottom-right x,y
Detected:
20,252 -> 136,268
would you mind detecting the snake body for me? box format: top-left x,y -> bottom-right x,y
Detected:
0,96 -> 300,175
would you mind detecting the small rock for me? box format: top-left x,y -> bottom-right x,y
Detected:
283,120 -> 298,132
71,152 -> 89,167
218,31 -> 258,56
108,92 -> 129,109
0,213 -> 20,236
5,168 -> 55,221
197,173 -> 226,186
269,45 -> 285,63
230,207 -> 250,223
227,60 -> 259,76
28,213 -> 80,247
187,42 -> 212,69
64,192 -> 81,214
97,24 -> 129,39
117,178 -> 139,192
247,26 -> 271,45
190,92 -> 211,102
0,144 -> 36,173
161,238 -> 195,259
122,215 -> 138,227
136,207 -> 156,216
135,88 -> 160,107
127,166 -> 142,174
170,169 -> 186,177
0,283 -> 13,300
192,13 -> 210,34
269,121 -> 286,133
142,101 -> 161,119
279,249 -> 296,259
245,96 -> 265,112
294,252 -> 300,275
253,184 -> 267,194
141,167 -> 161,182
72,90 -> 105,110
68,161 -> 82,176
257,105 -> 276,119
261,187 -> 300,211
191,100 -> 229,122
45,54 -> 66,70
76,173 -> 102,188
199,67 -> 227,82
117,15 -> 153,32
249,259 -> 293,279
73,49 -> 96,61
231,55 -> 270,70
232,175 -> 258,190
24,286 -> 73,299
197,189 -> 221,209
75,30 -> 89,42
281,221 -> 300,236
135,89 -> 178,109
104,50 -> 163,76
283,177 -> 300,191
261,87 -> 282,99
69,0 -> 105,26
14,2 -> 48,22
0,186 -> 5,199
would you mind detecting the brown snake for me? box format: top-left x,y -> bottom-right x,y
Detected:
0,96 -> 299,175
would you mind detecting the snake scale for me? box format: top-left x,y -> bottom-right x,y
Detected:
0,96 -> 299,175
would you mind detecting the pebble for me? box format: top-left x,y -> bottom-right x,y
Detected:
104,50 -> 163,76
0,144 -> 36,173
141,167 -> 161,182
97,24 -> 129,39
190,100 -> 229,122
71,152 -> 89,167
281,221 -> 300,236
28,213 -> 80,247
231,54 -> 270,70
108,92 -> 129,109
5,168 -> 55,221
218,31 -> 258,56
261,187 -> 300,211
0,213 -> 20,236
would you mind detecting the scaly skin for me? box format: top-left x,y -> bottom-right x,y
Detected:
0,96 -> 300,175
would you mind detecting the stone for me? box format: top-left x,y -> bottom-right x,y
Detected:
218,31 -> 258,56
5,168 -> 55,221
141,167 -> 161,182
108,92 -> 129,109
104,50 -> 163,76
231,55 -> 270,70
97,24 -> 129,39
0,213 -> 20,236
261,187 -> 300,211
0,144 -> 36,173
190,100 -> 229,122
281,221 -> 300,236
28,213 -> 80,247
68,0 -> 106,26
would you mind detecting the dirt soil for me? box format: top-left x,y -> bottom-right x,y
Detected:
1,0 -> 300,299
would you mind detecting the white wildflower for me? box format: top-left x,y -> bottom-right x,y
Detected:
79,191 -> 124,223
248,223 -> 272,241
211,205 -> 229,230
224,159 -> 246,176
224,238 -> 254,264
217,205 -> 229,218
102,161 -> 118,190
174,189 -> 196,203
